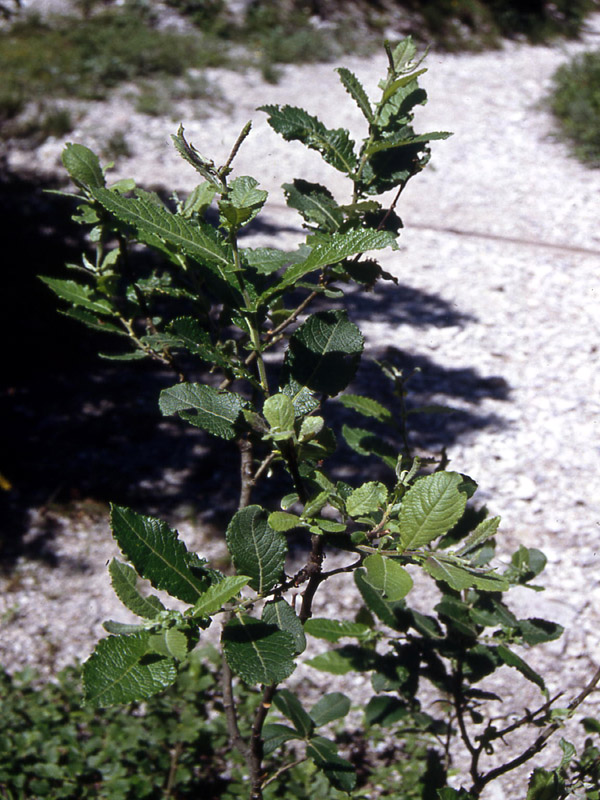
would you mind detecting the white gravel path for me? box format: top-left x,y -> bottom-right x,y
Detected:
3,13 -> 600,796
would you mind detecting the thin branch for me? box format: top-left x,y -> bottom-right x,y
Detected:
164,741 -> 183,799
221,650 -> 250,760
238,437 -> 254,510
249,683 -> 278,800
261,757 -> 307,789
298,535 -> 325,623
472,666 -> 600,794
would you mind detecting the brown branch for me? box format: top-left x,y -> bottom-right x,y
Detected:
221,651 -> 250,760
472,666 -> 600,795
238,437 -> 254,510
249,683 -> 278,800
261,757 -> 307,789
164,741 -> 183,799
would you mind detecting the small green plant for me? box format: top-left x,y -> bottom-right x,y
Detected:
548,48 -> 600,166
0,4 -> 227,134
42,39 -> 600,799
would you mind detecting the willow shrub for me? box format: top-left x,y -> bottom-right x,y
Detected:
44,40 -> 600,799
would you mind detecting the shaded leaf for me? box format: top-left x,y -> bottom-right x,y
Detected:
497,645 -> 546,693
337,394 -> 393,423
354,568 -> 407,631
110,505 -> 208,604
41,278 -> 114,315
283,180 -> 343,232
304,618 -> 371,643
282,310 -> 364,398
307,735 -> 357,792
62,143 -> 105,189
306,646 -> 374,675
262,598 -> 306,654
273,689 -> 314,737
159,382 -> 248,440
222,615 -> 295,685
262,723 -> 304,756
310,693 -> 351,727
225,506 -> 287,594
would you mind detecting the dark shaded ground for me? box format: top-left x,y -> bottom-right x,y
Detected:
1,159 -> 510,567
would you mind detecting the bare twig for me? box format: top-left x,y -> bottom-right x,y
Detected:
471,666 -> 600,795
221,651 -> 250,760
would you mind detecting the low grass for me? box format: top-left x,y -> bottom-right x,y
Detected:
548,48 -> 600,166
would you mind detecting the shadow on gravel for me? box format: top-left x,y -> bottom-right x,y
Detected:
1,164 -> 510,567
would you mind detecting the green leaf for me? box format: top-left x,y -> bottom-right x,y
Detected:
110,505 -> 208,605
346,481 -> 388,517
399,471 -> 468,550
83,632 -> 176,707
41,278 -> 115,315
108,559 -> 165,620
222,615 -> 296,685
262,598 -> 306,654
526,768 -> 561,800
268,511 -> 305,532
90,188 -> 237,289
306,646 -> 374,675
162,318 -> 231,370
62,306 -> 125,335
165,628 -> 188,661
241,245 -> 309,275
262,723 -> 304,755
260,104 -> 357,173
425,555 -> 509,592
283,180 -> 343,232
103,620 -> 147,635
263,393 -> 295,439
456,516 -> 501,556
365,130 -> 451,156
424,556 -> 473,591
307,735 -> 357,792
304,618 -> 371,643
337,67 -> 373,122
271,229 -> 397,296
193,575 -> 250,616
171,125 -> 225,189
282,310 -> 364,398
180,181 -> 216,217
62,143 -> 105,189
337,394 -> 393,423
225,506 -> 287,594
273,689 -> 314,737
497,645 -> 546,693
341,424 -> 397,467
365,695 -> 409,727
354,568 -> 406,630
159,383 -> 248,440
310,693 -> 351,726
582,717 -> 600,734
363,554 -> 413,601
219,175 -> 267,228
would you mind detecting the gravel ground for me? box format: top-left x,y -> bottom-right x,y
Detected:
2,10 -> 600,796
